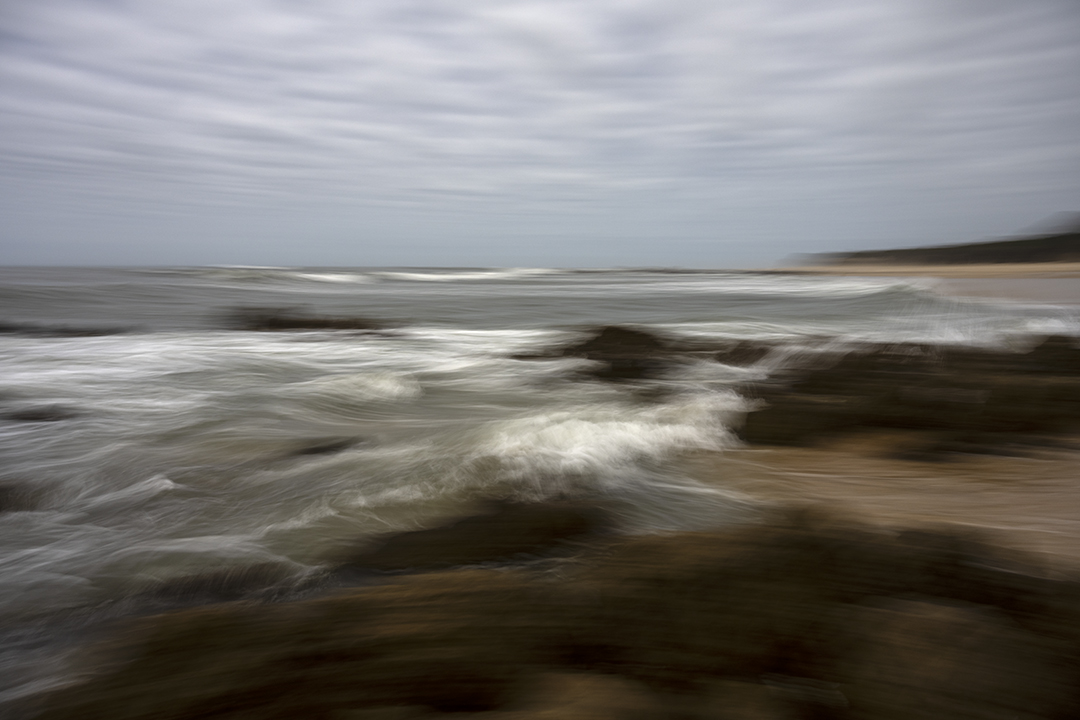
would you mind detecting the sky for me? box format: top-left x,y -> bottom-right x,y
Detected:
1,0 -> 1078,267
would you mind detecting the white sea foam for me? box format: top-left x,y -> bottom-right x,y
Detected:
371,268 -> 560,282
293,272 -> 373,284
77,474 -> 180,512
467,393 -> 745,484
291,371 -> 423,402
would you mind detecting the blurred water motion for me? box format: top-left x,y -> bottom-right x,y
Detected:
1,266 -> 1079,717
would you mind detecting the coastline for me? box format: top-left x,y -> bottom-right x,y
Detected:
767,261 -> 1080,303
9,269 -> 1080,718
683,434 -> 1080,570
769,261 -> 1080,278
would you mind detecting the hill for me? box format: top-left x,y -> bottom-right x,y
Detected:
815,214 -> 1080,266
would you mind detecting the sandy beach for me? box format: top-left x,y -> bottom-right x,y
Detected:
684,434 -> 1080,569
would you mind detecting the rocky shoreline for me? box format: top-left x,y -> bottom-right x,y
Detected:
19,327 -> 1080,719
28,503 -> 1080,720
737,334 -> 1080,460
517,326 -> 1080,460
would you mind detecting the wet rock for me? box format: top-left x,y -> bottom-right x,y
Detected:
492,672 -> 667,720
0,320 -> 129,336
1017,334 -> 1080,376
36,570 -> 569,720
562,326 -> 676,381
559,326 -> 672,358
839,599 -> 1077,720
289,437 -> 362,456
228,307 -> 386,332
337,500 -> 611,573
32,511 -> 1080,720
737,336 -> 1080,450
4,405 -> 80,422
515,327 -> 775,380
513,326 -> 677,381
336,707 -> 432,720
740,394 -> 866,445
133,562 -> 307,606
669,679 -> 801,720
0,482 -> 39,512
572,509 -> 1079,690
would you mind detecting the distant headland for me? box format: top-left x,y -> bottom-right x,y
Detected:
814,212 -> 1080,266
778,213 -> 1080,280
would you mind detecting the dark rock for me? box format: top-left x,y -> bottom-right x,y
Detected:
4,405 -> 79,422
572,509 -> 1078,691
737,337 -> 1080,450
714,341 -> 773,367
740,394 -> 867,446
514,326 -> 677,381
32,511 -> 1080,720
228,307 -> 386,332
496,672 -> 667,719
1019,335 -> 1080,375
36,570 -> 569,720
338,500 -> 611,573
289,437 -> 361,456
0,482 -> 39,512
133,563 -> 305,606
0,321 -> 129,337
560,326 -> 672,359
839,600 -> 1076,720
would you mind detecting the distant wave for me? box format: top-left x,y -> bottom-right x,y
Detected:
370,268 -> 562,282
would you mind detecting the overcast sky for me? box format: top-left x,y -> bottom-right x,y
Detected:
2,0 -> 1078,267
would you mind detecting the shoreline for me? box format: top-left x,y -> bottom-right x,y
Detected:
769,261 -> 1080,278
766,262 -> 1080,303
683,435 -> 1080,570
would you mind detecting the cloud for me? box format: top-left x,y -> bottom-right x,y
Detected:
1,0 -> 1078,264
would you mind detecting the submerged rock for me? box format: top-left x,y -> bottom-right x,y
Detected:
227,307 -> 387,332
0,321 -> 129,337
0,482 -> 39,512
130,562 -> 309,606
3,405 -> 80,422
335,500 -> 611,573
288,437 -> 362,456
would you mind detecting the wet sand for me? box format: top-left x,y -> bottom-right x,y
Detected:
685,433 -> 1080,570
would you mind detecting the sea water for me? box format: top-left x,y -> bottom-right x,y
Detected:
1,266 -> 1077,705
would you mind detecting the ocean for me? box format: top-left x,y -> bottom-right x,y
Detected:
1,265 -> 1078,707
